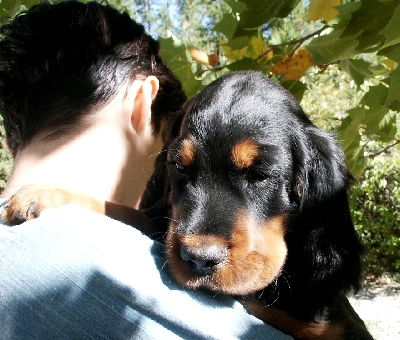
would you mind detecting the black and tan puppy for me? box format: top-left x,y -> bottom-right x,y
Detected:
2,71 -> 372,339
138,71 -> 372,339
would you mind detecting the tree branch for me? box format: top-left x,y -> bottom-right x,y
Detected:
362,140 -> 400,159
257,25 -> 329,61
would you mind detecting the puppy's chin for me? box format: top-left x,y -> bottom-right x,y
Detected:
166,214 -> 288,296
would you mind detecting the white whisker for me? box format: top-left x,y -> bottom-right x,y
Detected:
147,149 -> 167,159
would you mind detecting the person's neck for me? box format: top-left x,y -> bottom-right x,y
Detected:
1,124 -> 153,209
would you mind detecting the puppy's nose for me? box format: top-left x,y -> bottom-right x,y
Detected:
180,244 -> 228,275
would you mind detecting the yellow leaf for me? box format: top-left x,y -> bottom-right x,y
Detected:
245,36 -> 264,59
270,49 -> 313,81
307,0 -> 340,22
223,44 -> 246,61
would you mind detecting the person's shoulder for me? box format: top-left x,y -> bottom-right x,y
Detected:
0,202 -> 154,250
0,202 -> 162,274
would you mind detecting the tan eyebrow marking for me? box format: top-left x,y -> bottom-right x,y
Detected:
180,137 -> 196,166
231,140 -> 259,169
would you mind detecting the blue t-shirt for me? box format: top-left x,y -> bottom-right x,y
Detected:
0,203 -> 291,339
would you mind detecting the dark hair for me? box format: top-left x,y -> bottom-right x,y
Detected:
0,0 -> 186,155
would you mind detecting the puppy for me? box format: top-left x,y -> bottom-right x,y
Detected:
1,71 -> 372,339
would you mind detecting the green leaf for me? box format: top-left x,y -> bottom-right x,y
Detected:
361,84 -> 391,136
340,0 -> 397,53
337,79 -> 399,178
282,80 -> 307,102
307,33 -> 359,64
368,63 -> 392,77
337,107 -> 365,150
239,0 -> 286,29
378,111 -> 397,142
337,110 -> 366,179
234,0 -> 300,36
383,67 -> 400,111
223,0 -> 247,14
340,58 -> 374,86
276,0 -> 301,18
308,1 -> 400,63
224,36 -> 251,51
364,106 -> 390,136
226,57 -> 261,71
377,1 -> 400,49
346,142 -> 366,180
347,82 -> 398,141
0,0 -> 39,20
306,2 -> 361,64
213,13 -> 238,40
363,83 -> 388,109
159,36 -> 202,98
222,36 -> 251,61
378,43 -> 400,62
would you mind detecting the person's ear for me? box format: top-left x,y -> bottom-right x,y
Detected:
131,76 -> 159,135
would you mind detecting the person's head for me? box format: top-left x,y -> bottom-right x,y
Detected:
0,0 -> 186,156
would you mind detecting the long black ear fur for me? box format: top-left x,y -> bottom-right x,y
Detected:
282,120 -> 363,319
139,110 -> 185,240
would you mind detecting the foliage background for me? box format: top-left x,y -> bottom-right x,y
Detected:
0,0 -> 399,280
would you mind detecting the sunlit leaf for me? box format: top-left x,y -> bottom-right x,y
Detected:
337,107 -> 365,151
350,155 -> 367,180
346,143 -> 366,180
340,58 -> 373,86
159,36 -> 202,98
245,35 -> 264,59
378,111 -> 397,142
306,2 -> 361,64
307,0 -> 340,23
270,49 -> 313,80
222,35 -> 265,62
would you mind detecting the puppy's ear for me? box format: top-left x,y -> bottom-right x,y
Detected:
288,123 -> 362,300
139,109 -> 185,240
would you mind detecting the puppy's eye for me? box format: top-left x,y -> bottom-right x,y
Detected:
175,161 -> 187,174
168,160 -> 187,174
248,171 -> 269,183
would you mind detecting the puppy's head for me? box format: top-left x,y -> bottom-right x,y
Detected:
142,71 -> 361,299
166,71 -> 305,295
